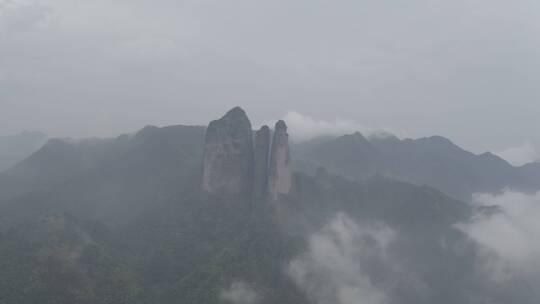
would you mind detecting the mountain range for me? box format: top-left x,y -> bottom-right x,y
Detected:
295,132 -> 540,201
0,108 -> 539,304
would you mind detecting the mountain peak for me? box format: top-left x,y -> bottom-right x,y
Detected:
201,109 -> 293,201
369,131 -> 399,142
133,125 -> 160,141
201,108 -> 254,194
275,120 -> 287,131
268,120 -> 293,200
420,135 -> 454,146
334,132 -> 372,147
224,106 -> 248,120
253,125 -> 272,201
352,131 -> 368,140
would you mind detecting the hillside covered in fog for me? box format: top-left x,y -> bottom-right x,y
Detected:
1,108 -> 539,304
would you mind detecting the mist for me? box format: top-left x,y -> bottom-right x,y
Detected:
220,282 -> 259,304
459,190 -> 540,280
2,1 -> 540,303
2,0 -> 540,154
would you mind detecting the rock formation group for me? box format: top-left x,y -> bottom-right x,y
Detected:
201,107 -> 292,201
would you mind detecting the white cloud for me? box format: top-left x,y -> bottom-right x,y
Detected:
220,281 -> 259,304
494,142 -> 539,166
287,213 -> 396,304
457,190 -> 540,280
277,111 -> 396,142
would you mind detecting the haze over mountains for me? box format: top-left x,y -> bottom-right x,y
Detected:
3,111 -> 539,203
0,131 -> 48,172
296,132 -> 540,201
3,0 -> 539,302
1,107 -> 539,303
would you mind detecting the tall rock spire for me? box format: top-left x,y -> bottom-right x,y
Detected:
201,108 -> 293,201
253,125 -> 271,201
201,107 -> 254,194
268,120 -> 292,200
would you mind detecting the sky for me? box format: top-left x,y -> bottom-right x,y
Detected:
1,0 -> 540,160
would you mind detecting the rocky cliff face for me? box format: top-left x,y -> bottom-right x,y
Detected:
268,120 -> 293,200
201,107 -> 254,194
201,109 -> 292,201
253,125 -> 271,200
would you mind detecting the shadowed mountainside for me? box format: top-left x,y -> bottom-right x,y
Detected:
295,132 -> 540,201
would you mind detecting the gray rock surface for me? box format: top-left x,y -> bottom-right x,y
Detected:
201,107 -> 254,194
253,125 -> 271,201
268,120 -> 292,200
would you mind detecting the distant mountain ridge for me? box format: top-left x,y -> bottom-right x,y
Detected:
4,121 -> 540,204
4,122 -> 540,204
294,132 -> 540,201
0,125 -> 205,205
0,131 -> 48,172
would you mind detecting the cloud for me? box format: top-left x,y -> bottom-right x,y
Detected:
1,0 -> 540,154
494,142 -> 539,166
0,0 -> 52,32
457,190 -> 540,280
287,213 -> 398,304
278,111 -> 395,142
220,281 -> 259,304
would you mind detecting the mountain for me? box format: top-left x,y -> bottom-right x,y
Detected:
268,120 -> 293,200
0,124 -> 205,225
200,107 -> 293,201
296,132 -> 540,201
1,108 -> 539,304
0,136 -> 131,201
0,131 -> 48,172
517,161 -> 540,185
201,107 -> 255,195
0,213 -> 141,304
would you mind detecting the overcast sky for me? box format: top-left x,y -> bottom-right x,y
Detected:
1,0 -> 539,158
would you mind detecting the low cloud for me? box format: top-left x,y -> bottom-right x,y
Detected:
287,213 -> 399,304
457,190 -> 540,281
494,142 -> 539,166
278,111 -> 395,142
220,281 -> 259,304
